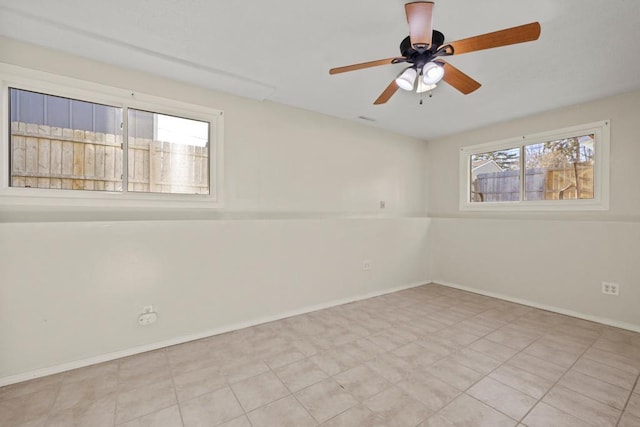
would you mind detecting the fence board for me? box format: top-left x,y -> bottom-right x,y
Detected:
50,140 -> 62,176
12,136 -> 26,173
73,142 -> 84,177
95,145 -> 105,178
25,137 -> 38,174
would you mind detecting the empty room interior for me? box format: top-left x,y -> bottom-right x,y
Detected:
1,0 -> 639,426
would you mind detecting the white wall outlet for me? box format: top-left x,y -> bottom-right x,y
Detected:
138,311 -> 157,325
601,282 -> 619,296
362,260 -> 372,271
138,305 -> 157,325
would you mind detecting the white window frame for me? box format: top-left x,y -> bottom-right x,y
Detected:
0,63 -> 224,209
459,120 -> 610,211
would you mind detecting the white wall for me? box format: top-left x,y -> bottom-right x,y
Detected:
0,38 -> 431,382
427,90 -> 640,330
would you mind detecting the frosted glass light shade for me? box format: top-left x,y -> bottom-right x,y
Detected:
395,67 -> 418,91
422,62 -> 445,85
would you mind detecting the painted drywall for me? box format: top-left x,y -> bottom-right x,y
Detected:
0,218 -> 430,381
427,90 -> 640,329
0,38 -> 431,382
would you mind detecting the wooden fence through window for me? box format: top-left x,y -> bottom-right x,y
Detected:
10,122 -> 209,194
473,164 -> 594,202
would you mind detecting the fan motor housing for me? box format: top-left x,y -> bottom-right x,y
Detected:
400,30 -> 445,63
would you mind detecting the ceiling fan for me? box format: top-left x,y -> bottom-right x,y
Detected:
329,1 -> 541,104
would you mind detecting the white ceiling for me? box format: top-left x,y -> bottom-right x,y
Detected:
1,0 -> 640,140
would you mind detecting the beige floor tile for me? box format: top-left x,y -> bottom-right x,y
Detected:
572,357 -> 636,390
489,364 -> 554,399
180,386 -> 243,427
117,404 -> 182,427
618,411 -> 640,427
169,356 -> 218,378
365,352 -> 413,383
230,370 -> 290,412
320,404 -> 384,426
338,339 -> 385,363
504,352 -> 567,382
295,378 -> 358,423
485,327 -> 538,350
523,341 -> 581,368
558,369 -> 631,410
432,327 -> 481,347
363,386 -> 431,427
451,319 -> 496,337
216,415 -> 252,427
448,348 -> 502,375
12,417 -> 48,427
118,351 -> 172,392
430,393 -> 516,427
0,374 -> 64,402
222,359 -> 271,384
397,372 -> 461,411
467,377 -> 537,421
0,385 -> 59,426
366,329 -> 414,352
333,365 -> 390,401
264,349 -> 306,369
414,337 -> 456,361
46,394 -> 116,427
424,359 -> 485,391
418,413 -> 457,427
115,379 -> 177,424
173,365 -> 227,402
523,402 -> 586,427
469,338 -> 520,362
627,393 -> 640,418
247,395 -> 317,427
593,338 -> 640,362
542,385 -> 621,427
582,348 -> 640,376
274,358 -> 328,392
309,348 -> 360,376
63,361 -> 118,385
52,371 -> 117,413
392,342 -> 446,367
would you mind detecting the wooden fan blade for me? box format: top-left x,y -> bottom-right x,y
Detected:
448,22 -> 541,55
329,57 -> 403,75
440,61 -> 481,94
374,81 -> 399,105
405,1 -> 434,49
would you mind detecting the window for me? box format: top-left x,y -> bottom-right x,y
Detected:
460,121 -> 609,211
0,65 -> 223,208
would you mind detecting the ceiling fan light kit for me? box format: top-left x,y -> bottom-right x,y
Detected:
329,1 -> 541,105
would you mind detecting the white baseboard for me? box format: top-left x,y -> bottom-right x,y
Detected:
0,280 -> 429,387
434,279 -> 640,334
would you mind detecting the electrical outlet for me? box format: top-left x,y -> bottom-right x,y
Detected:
362,260 -> 372,271
138,312 -> 157,325
379,200 -> 386,209
601,282 -> 619,296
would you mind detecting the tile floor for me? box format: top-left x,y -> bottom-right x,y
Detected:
1,283 -> 640,426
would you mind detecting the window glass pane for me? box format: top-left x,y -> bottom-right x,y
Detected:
127,109 -> 209,194
470,148 -> 520,202
525,135 -> 595,200
9,88 -> 123,191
